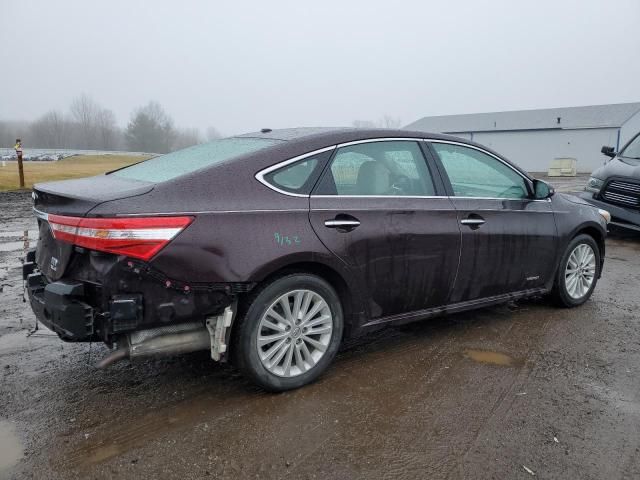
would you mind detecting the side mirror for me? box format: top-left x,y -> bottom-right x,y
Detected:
601,145 -> 616,158
533,179 -> 555,199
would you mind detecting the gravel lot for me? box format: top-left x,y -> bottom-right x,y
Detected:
2,179 -> 639,479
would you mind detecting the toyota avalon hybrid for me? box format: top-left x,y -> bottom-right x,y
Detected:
24,128 -> 609,391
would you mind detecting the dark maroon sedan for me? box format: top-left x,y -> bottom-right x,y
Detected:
25,128 -> 609,391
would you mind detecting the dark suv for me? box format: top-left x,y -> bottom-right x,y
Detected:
25,128 -> 609,391
580,132 -> 640,231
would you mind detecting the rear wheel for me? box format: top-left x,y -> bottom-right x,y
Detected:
552,234 -> 600,307
234,274 -> 343,391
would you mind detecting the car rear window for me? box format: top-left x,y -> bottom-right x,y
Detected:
111,137 -> 282,183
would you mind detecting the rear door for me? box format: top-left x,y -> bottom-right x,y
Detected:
428,140 -> 558,303
309,139 -> 461,322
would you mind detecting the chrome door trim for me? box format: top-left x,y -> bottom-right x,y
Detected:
460,218 -> 486,226
311,194 -> 444,199
311,194 -> 550,202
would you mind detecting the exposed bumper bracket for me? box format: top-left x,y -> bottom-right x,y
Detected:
206,304 -> 235,362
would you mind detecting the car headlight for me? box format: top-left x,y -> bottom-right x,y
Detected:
585,177 -> 604,193
598,209 -> 611,224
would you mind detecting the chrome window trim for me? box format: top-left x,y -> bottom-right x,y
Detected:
450,196 -> 551,202
310,194 -> 550,202
336,137 -> 424,148
255,139 -> 425,198
311,194 -> 444,199
255,137 -> 539,200
254,145 -> 337,198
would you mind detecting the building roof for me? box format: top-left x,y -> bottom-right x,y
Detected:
405,102 -> 640,134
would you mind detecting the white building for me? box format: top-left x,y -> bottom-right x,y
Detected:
405,103 -> 640,173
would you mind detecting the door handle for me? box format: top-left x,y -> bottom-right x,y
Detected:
324,214 -> 361,231
460,219 -> 485,226
460,214 -> 485,229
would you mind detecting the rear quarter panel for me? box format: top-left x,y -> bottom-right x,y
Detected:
150,206 -> 338,283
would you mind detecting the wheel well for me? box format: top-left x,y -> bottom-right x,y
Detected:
247,262 -> 357,336
574,226 -> 605,259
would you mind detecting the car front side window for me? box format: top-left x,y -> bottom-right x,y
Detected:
315,141 -> 435,196
431,143 -> 529,199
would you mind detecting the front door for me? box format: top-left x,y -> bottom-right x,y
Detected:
309,140 -> 461,321
428,141 -> 558,303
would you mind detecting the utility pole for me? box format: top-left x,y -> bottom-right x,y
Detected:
15,138 -> 25,188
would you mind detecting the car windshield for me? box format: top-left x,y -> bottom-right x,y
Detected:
619,134 -> 640,162
111,137 -> 283,183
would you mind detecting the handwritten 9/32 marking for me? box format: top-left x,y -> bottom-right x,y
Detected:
274,233 -> 301,246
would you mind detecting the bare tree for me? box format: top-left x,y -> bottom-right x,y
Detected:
380,115 -> 402,129
352,116 -> 402,129
205,126 -> 222,141
30,110 -> 69,148
0,121 -> 30,150
173,128 -> 203,150
352,120 -> 377,129
70,94 -> 100,148
95,108 -> 118,150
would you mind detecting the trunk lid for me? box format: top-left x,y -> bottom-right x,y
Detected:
33,175 -> 154,280
33,175 -> 153,216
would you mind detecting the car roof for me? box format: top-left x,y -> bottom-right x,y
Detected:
234,127 -> 465,144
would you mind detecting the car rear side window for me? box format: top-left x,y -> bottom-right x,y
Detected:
111,137 -> 282,183
262,150 -> 333,195
431,143 -> 529,199
315,141 -> 435,196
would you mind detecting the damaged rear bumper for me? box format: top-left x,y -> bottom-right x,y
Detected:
27,272 -> 95,341
23,249 -> 238,364
26,267 -> 236,365
24,248 -> 95,341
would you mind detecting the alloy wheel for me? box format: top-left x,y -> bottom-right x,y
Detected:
256,289 -> 333,377
565,243 -> 596,299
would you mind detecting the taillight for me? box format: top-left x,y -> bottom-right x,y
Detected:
46,214 -> 194,261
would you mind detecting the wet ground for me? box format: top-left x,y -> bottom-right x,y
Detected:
1,183 -> 640,479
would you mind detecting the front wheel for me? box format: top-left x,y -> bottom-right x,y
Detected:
234,274 -> 343,391
552,234 -> 601,307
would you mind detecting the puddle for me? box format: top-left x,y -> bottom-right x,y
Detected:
0,420 -> 23,474
464,349 -> 517,366
84,444 -> 123,465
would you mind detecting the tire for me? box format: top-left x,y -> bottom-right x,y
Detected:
234,273 -> 344,391
551,234 -> 601,307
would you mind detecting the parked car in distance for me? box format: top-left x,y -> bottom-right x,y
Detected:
25,128 -> 610,391
580,131 -> 640,231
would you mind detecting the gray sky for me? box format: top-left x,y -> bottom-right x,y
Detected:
2,0 -> 639,135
